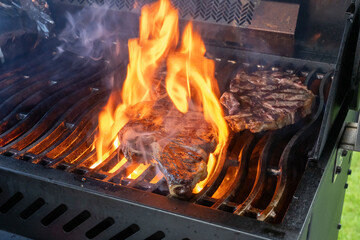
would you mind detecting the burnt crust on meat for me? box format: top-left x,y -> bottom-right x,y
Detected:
220,70 -> 315,133
119,98 -> 217,199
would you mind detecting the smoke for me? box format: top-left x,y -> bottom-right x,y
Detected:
56,7 -> 138,90
58,7 -> 136,64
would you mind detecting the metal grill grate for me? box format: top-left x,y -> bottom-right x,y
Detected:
0,39 -> 335,224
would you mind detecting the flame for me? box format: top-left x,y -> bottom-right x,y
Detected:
108,157 -> 128,174
95,0 -> 178,167
150,172 -> 164,184
166,23 -> 228,193
127,164 -> 151,179
96,0 -> 228,194
113,136 -> 120,149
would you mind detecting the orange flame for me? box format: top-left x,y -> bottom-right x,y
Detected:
96,0 -> 228,194
108,157 -> 128,174
127,164 -> 151,179
95,0 -> 178,166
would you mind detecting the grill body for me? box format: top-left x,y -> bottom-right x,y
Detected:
0,0 -> 360,239
0,147 -> 353,240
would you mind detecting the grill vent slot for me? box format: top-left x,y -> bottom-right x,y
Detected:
2,151 -> 15,157
41,204 -> 68,226
19,154 -> 35,162
85,217 -> 115,239
145,231 -> 166,240
56,164 -> 70,171
72,168 -> 88,175
0,192 -> 23,213
63,210 -> 91,232
109,224 -> 140,240
20,198 -> 46,219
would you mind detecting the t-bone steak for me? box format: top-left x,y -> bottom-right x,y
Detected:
119,98 -> 217,199
220,70 -> 316,133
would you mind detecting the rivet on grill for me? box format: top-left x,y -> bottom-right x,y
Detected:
81,177 -> 87,182
242,62 -> 250,67
65,123 -> 75,130
16,113 -> 28,120
215,58 -> 222,62
267,168 -> 281,176
23,75 -> 30,79
49,80 -> 58,85
286,69 -> 294,74
271,67 -> 279,72
316,73 -> 325,79
90,87 -> 100,92
227,60 -> 236,64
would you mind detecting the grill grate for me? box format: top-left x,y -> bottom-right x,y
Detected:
0,39 -> 335,225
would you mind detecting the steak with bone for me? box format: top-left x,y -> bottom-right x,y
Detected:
220,70 -> 315,133
119,98 -> 217,199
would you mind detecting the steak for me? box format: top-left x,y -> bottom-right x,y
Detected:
119,98 -> 217,198
220,70 -> 315,133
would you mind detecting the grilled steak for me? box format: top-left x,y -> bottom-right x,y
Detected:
220,70 -> 315,133
119,98 -> 217,198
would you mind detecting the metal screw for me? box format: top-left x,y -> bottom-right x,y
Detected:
345,183 -> 349,189
348,169 -> 352,175
336,166 -> 342,174
341,150 -> 348,157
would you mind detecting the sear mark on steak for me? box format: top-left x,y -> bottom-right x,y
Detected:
220,70 -> 315,133
119,98 -> 217,199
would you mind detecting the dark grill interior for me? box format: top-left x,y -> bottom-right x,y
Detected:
0,39 -> 334,224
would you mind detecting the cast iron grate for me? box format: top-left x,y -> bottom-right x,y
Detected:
0,39 -> 334,224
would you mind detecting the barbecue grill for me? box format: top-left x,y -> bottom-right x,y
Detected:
0,0 -> 360,239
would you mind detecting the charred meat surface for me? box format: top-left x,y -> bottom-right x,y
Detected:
220,70 -> 315,133
119,98 -> 217,198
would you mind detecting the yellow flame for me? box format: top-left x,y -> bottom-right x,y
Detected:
150,172 -> 164,184
96,0 -> 228,194
108,157 -> 128,174
127,164 -> 151,179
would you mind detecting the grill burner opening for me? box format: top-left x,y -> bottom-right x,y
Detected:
0,33 -> 333,223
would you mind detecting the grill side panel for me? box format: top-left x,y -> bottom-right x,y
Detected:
0,156 -> 301,240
